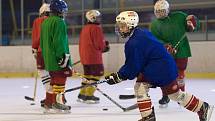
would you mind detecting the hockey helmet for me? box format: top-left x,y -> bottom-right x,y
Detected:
154,0 -> 170,19
115,11 -> 139,38
50,0 -> 68,14
39,3 -> 50,16
86,10 -> 101,23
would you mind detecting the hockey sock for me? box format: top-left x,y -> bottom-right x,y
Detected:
79,81 -> 88,96
38,70 -> 51,92
50,76 -> 66,104
177,70 -> 185,91
134,82 -> 152,117
45,92 -> 56,107
168,91 -> 203,112
85,85 -> 96,96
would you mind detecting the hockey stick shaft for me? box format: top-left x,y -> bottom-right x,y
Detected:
124,103 -> 138,112
96,87 -> 126,112
64,79 -> 107,93
24,68 -> 38,101
72,60 -> 81,66
173,33 -> 186,49
33,70 -> 38,100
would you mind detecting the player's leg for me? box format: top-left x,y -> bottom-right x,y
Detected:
135,80 -> 156,121
158,58 -> 188,107
37,52 -> 51,107
163,80 -> 214,121
77,64 -> 104,104
175,58 -> 188,91
44,69 -> 72,113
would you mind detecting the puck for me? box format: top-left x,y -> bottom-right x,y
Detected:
102,108 -> 108,111
30,103 -> 35,105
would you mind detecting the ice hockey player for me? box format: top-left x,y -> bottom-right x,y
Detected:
77,10 -> 110,104
40,0 -> 73,113
31,3 -> 51,107
105,11 -> 214,121
150,0 -> 200,107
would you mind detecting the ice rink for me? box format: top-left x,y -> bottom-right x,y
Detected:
0,77 -> 214,121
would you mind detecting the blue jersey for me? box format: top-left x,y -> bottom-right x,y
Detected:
118,28 -> 178,87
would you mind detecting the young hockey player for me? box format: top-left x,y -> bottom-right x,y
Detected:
105,11 -> 214,121
150,0 -> 200,107
40,0 -> 73,113
31,3 -> 50,107
77,10 -> 110,104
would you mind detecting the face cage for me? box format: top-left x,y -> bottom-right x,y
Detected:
115,23 -> 134,38
154,9 -> 168,19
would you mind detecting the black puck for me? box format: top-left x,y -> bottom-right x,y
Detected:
30,103 -> 35,105
102,108 -> 108,111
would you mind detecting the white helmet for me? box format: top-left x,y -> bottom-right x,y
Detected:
154,0 -> 169,19
86,10 -> 101,23
116,11 -> 139,29
115,11 -> 139,38
39,3 -> 50,16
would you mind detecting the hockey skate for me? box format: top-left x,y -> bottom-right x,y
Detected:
77,94 -> 87,103
43,102 -> 71,114
197,102 -> 214,121
158,96 -> 170,108
138,107 -> 156,121
84,95 -> 100,104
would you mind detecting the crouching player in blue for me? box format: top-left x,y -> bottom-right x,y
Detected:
105,11 -> 214,121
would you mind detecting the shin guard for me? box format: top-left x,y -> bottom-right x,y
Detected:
134,82 -> 153,118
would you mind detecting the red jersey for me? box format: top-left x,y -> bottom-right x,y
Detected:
32,16 -> 48,53
79,23 -> 106,65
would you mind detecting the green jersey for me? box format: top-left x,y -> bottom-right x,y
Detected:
40,16 -> 72,71
150,11 -> 198,58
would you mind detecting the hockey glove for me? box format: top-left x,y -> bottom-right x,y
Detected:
186,15 -> 198,32
32,48 -> 38,59
164,43 -> 177,55
58,54 -> 70,68
105,72 -> 123,85
102,41 -> 110,53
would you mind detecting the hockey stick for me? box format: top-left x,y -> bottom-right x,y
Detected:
24,70 -> 38,101
24,60 -> 81,102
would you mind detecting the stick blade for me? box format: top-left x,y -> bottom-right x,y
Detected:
24,96 -> 34,101
119,94 -> 135,100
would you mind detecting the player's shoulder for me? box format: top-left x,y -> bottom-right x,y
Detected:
170,11 -> 187,17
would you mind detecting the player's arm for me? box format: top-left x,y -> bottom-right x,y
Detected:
53,20 -> 71,68
150,23 -> 175,53
31,19 -> 40,58
91,26 -> 106,52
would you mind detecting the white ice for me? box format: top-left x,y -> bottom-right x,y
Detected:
0,77 -> 214,121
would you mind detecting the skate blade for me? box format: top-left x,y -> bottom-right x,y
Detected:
77,99 -> 85,103
43,108 -> 71,114
206,105 -> 214,121
159,104 -> 168,108
84,100 -> 99,104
